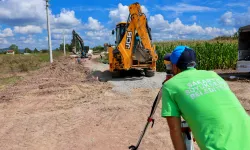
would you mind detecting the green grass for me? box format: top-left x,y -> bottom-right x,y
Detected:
35,51 -> 63,62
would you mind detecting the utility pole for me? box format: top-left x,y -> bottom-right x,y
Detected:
45,0 -> 53,63
63,30 -> 66,56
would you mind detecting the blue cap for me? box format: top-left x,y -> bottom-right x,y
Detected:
164,45 -> 196,69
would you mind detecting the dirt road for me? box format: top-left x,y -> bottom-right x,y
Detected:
0,55 -> 249,150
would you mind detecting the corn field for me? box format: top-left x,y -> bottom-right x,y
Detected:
155,40 -> 238,72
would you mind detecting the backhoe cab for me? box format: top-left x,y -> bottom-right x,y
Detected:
108,2 -> 158,77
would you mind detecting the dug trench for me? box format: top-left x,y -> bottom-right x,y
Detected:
0,54 -> 249,150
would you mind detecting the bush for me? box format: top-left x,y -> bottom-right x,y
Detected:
93,46 -> 105,53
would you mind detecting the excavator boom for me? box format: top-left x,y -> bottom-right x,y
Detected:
108,2 -> 158,77
72,30 -> 89,58
129,3 -> 154,53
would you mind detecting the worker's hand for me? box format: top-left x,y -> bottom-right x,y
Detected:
166,117 -> 186,150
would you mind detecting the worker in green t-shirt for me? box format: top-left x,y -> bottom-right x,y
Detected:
162,45 -> 250,150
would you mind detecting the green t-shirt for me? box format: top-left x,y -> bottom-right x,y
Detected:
162,68 -> 250,150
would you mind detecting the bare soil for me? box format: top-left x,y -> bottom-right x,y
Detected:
0,55 -> 249,150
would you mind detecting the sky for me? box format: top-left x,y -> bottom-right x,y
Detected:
0,0 -> 250,50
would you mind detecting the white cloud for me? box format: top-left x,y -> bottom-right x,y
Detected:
148,14 -> 236,41
52,34 -> 70,41
85,29 -> 110,38
51,8 -> 81,28
50,17 -> 104,40
83,28 -> 114,46
23,38 -> 34,44
84,17 -> 104,30
141,5 -> 149,16
226,3 -> 246,7
109,3 -> 129,23
148,14 -> 169,32
0,0 -> 82,31
20,35 -> 35,44
14,25 -> 42,34
0,0 -> 46,26
191,15 -> 197,21
157,3 -> 216,13
0,38 -> 8,45
51,28 -> 73,34
0,0 -> 87,49
0,28 -> 14,38
219,8 -> 250,28
107,4 -> 235,42
109,3 -> 149,23
219,11 -> 233,26
19,37 -> 25,40
0,0 -> 109,48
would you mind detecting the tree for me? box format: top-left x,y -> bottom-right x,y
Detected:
70,39 -> 80,53
9,44 -> 19,54
34,48 -> 39,53
93,45 -> 104,52
24,47 -> 32,53
40,49 -> 49,53
59,43 -> 73,52
233,32 -> 239,39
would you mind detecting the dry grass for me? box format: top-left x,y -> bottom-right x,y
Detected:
0,51 -> 63,74
0,55 -> 41,73
0,76 -> 22,90
0,51 -> 64,90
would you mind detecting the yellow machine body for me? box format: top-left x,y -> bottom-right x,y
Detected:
108,2 -> 158,74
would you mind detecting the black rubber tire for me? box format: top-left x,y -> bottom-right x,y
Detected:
111,71 -> 121,78
144,69 -> 155,77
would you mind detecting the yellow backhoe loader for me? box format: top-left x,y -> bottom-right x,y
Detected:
108,2 -> 158,77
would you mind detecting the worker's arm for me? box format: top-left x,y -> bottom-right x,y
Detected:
162,85 -> 185,150
167,117 -> 186,150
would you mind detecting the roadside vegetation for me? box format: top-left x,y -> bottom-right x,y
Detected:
0,49 -> 64,90
155,40 -> 238,72
0,51 -> 63,73
92,45 -> 106,54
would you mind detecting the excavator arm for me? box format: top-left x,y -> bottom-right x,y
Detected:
111,2 -> 158,71
129,3 -> 154,55
72,30 -> 89,58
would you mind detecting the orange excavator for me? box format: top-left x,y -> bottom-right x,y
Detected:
108,2 -> 158,77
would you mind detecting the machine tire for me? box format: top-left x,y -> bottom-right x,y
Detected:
144,69 -> 155,77
111,71 -> 121,78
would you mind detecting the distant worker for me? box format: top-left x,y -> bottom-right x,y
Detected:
133,33 -> 141,57
161,45 -> 250,150
135,33 -> 140,41
133,33 -> 141,54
